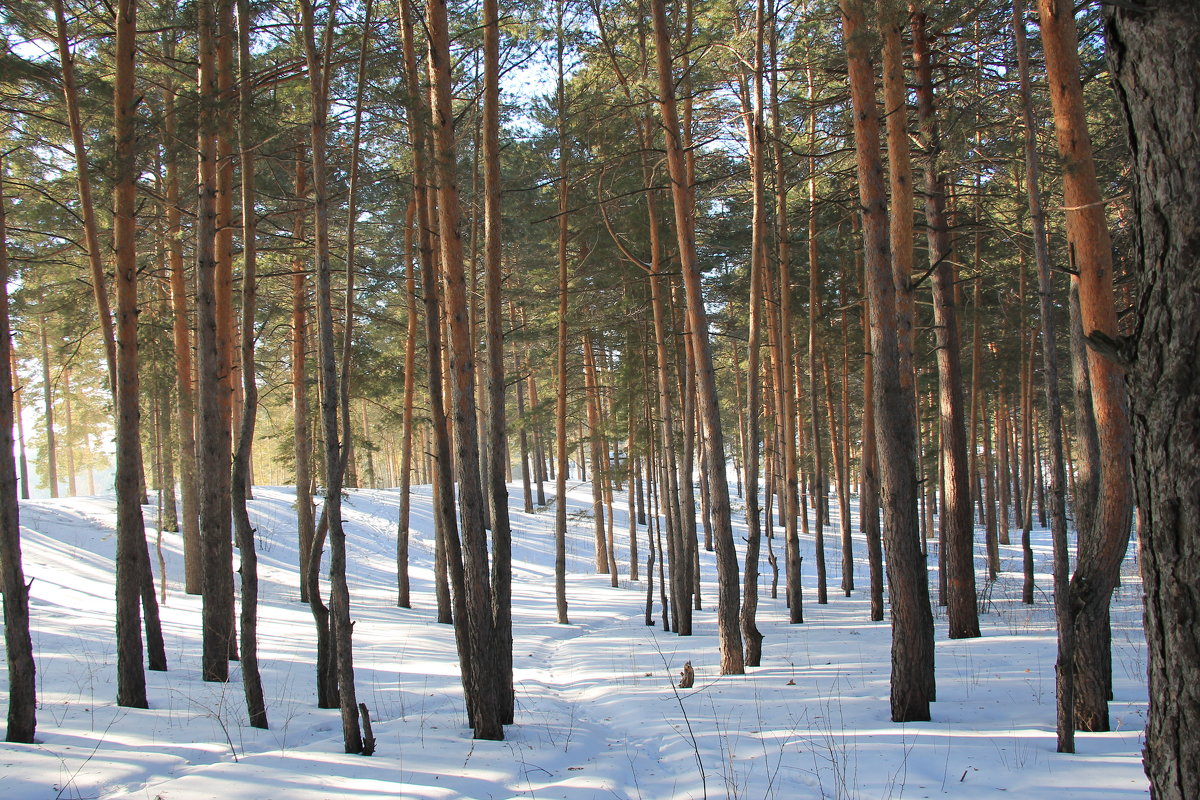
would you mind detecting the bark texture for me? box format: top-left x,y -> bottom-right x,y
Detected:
1106,4 -> 1200,796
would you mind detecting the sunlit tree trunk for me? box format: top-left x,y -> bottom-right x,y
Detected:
52,0 -> 116,393
396,201 -> 418,609
160,42 -> 201,592
1038,0 -> 1134,733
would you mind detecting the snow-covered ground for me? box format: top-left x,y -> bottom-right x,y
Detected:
1,480 -> 1148,799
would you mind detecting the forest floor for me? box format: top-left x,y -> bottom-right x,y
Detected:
0,479 -> 1149,799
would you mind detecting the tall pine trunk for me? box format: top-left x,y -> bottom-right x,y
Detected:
113,0 -> 148,708
912,10 -> 978,639
428,0 -> 504,739
1038,0 -> 1134,733
651,0 -> 743,673
841,0 -> 934,721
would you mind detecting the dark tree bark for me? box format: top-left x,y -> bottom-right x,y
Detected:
231,0 -> 267,729
0,160 -> 36,743
396,201 -> 418,609
112,0 -> 148,708
651,0 -> 743,674
739,0 -> 767,665
1105,4 -> 1200,796
196,0 -> 235,685
428,0 -> 504,739
482,0 -> 514,722
841,0 -> 935,722
299,0 -> 363,753
912,11 -> 979,640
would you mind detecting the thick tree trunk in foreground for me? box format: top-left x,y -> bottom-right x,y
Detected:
196,0 -> 235,685
841,0 -> 934,722
1105,4 -> 1200,796
651,0 -> 743,675
0,162 -> 36,742
1038,0 -> 1134,733
113,0 -> 148,708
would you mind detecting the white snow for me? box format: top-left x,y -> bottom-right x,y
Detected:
0,481 -> 1149,799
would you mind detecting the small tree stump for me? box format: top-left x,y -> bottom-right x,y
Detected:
678,661 -> 694,689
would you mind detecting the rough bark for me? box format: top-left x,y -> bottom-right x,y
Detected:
740,2 -> 767,665
1105,4 -> 1200,795
196,0 -> 234,685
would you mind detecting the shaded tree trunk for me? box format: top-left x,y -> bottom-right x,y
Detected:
230,0 -> 267,729
196,0 -> 235,685
912,10 -> 979,639
396,201 -> 418,609
841,0 -> 935,721
299,0 -> 363,752
0,159 -> 36,742
113,0 -> 148,708
1106,3 -> 1200,794
482,0 -> 513,722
